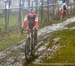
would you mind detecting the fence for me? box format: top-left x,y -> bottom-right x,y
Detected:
0,9 -> 28,32
0,0 -> 75,32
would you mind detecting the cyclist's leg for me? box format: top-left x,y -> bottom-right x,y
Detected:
34,28 -> 37,46
31,28 -> 37,56
65,10 -> 67,16
34,29 -> 37,52
30,30 -> 34,56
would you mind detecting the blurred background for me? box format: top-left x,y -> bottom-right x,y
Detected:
0,0 -> 75,32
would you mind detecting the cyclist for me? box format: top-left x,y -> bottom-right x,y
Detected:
22,8 -> 39,57
22,8 -> 39,33
60,2 -> 67,18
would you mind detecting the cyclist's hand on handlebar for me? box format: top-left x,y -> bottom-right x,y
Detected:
33,27 -> 38,30
25,28 -> 30,33
25,30 -> 29,33
36,27 -> 38,30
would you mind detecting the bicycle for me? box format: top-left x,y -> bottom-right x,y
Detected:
24,28 -> 37,61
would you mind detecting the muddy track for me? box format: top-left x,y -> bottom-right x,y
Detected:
0,33 -> 50,66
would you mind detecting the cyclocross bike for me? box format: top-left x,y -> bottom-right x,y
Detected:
24,28 -> 37,61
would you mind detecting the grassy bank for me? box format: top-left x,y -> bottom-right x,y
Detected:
43,29 -> 75,63
0,31 -> 26,51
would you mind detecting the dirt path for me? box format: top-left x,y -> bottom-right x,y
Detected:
0,40 -> 25,66
0,33 -> 50,66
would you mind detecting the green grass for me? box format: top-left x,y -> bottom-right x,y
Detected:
9,15 -> 18,27
0,31 -> 26,51
0,15 -> 18,29
0,17 -> 5,28
42,29 -> 75,63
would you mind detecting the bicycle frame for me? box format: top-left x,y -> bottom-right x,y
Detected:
24,29 -> 37,61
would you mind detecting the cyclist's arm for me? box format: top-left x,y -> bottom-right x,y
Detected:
22,14 -> 29,31
34,14 -> 39,29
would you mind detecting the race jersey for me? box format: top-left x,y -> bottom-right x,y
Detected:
22,13 -> 39,31
61,3 -> 67,10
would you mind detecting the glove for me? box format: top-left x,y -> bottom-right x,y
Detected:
35,27 -> 38,30
26,27 -> 30,33
33,27 -> 38,30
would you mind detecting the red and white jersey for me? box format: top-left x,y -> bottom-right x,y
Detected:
22,13 -> 39,31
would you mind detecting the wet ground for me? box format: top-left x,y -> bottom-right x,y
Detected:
0,17 -> 75,66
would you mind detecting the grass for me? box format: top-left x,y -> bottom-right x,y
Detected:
0,17 -> 5,28
42,29 -> 75,63
0,31 -> 26,51
0,15 -> 23,50
9,15 -> 18,27
0,15 -> 18,29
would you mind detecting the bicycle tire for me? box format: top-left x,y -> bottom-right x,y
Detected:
31,29 -> 37,57
30,30 -> 34,56
24,29 -> 38,61
25,37 -> 31,61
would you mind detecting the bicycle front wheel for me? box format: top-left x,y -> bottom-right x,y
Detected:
24,37 -> 31,61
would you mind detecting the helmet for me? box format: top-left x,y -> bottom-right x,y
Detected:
28,8 -> 35,13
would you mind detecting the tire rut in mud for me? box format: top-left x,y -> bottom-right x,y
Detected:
0,33 -> 50,66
